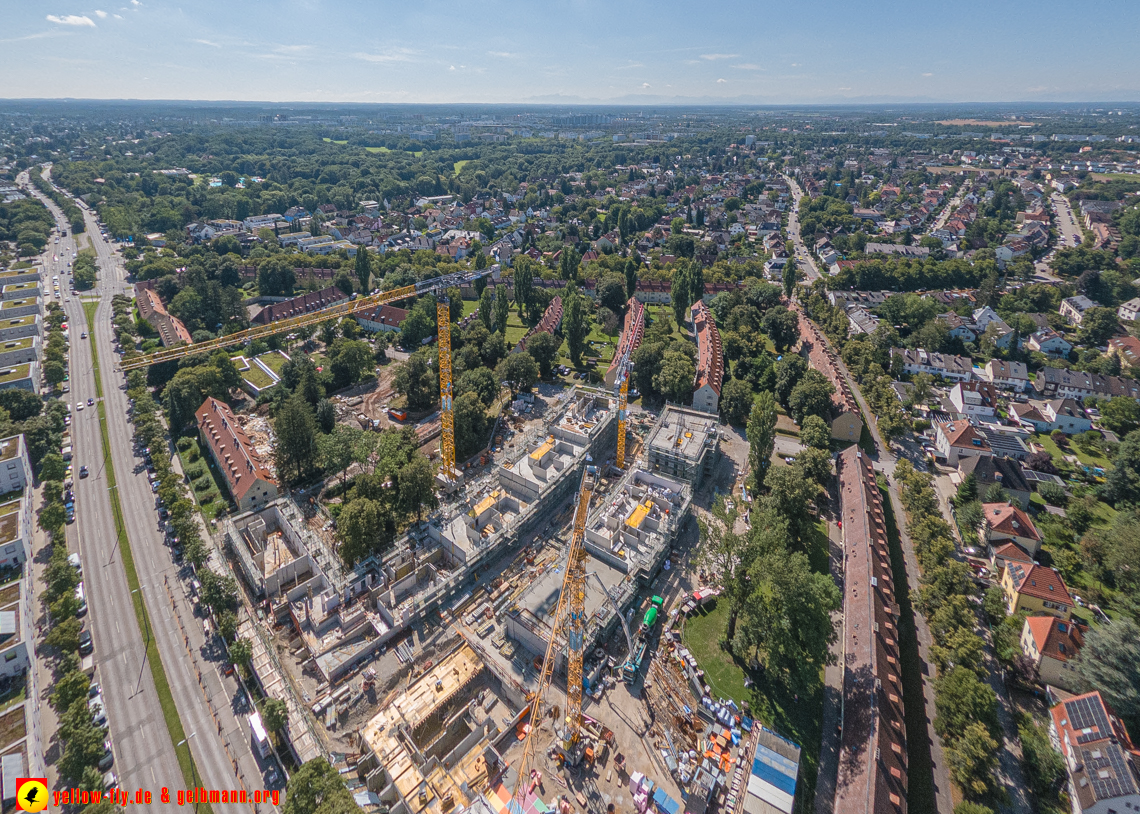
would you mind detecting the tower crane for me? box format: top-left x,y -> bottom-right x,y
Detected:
612,345 -> 634,470
436,297 -> 458,483
120,265 -> 499,371
511,463 -> 598,805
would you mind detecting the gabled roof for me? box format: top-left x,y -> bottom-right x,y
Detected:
940,419 -> 990,451
982,502 -> 1042,541
195,397 -> 277,502
691,300 -> 723,397
992,541 -> 1034,565
1024,616 -> 1083,663
1007,562 -> 1072,605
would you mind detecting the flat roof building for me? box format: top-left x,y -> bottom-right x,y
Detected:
645,405 -> 719,488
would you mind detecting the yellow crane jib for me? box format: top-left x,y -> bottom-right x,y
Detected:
120,264 -> 500,371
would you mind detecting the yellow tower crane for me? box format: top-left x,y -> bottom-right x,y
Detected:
511,463 -> 598,805
436,298 -> 457,482
120,265 -> 500,371
612,345 -> 634,470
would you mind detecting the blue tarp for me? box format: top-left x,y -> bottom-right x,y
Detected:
653,787 -> 681,814
752,750 -> 798,797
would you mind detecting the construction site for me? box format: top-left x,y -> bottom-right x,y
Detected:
127,265 -> 804,814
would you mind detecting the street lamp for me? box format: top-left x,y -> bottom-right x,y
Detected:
131,585 -> 149,693
177,732 -> 199,812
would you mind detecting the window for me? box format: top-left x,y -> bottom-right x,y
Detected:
3,652 -> 15,662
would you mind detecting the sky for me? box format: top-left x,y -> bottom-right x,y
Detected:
3,0 -> 1140,105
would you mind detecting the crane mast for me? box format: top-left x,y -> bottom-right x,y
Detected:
437,299 -> 457,481
511,464 -> 597,805
615,372 -> 630,469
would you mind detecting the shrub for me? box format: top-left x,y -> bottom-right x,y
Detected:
176,437 -> 194,451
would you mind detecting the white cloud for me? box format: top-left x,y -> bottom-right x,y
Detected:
130,0 -> 141,6
354,48 -> 416,63
94,9 -> 108,17
46,14 -> 96,26
449,65 -> 456,71
641,82 -> 650,88
717,78 -> 727,83
113,13 -> 121,18
616,62 -> 645,70
733,63 -> 763,70
487,51 -> 516,58
193,39 -> 221,47
922,72 -> 933,77
701,53 -> 738,61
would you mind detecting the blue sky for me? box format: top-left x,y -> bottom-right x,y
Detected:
3,0 -> 1139,104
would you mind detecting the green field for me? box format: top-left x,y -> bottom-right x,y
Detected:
257,350 -> 289,375
322,138 -> 348,144
453,160 -> 471,175
364,145 -> 424,157
241,361 -> 275,390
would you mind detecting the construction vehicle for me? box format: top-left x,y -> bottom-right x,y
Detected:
622,596 -> 663,684
511,463 -> 597,803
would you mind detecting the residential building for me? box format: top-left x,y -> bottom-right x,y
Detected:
1107,335 -> 1140,369
981,501 -> 1042,557
0,436 -> 31,496
957,456 -> 1031,509
980,426 -> 1031,461
1026,329 -> 1073,358
892,348 -> 974,382
796,308 -> 863,441
0,298 -> 41,320
0,315 -> 40,343
984,359 -> 1029,391
0,363 -> 37,395
251,286 -> 348,326
934,419 -> 991,465
990,541 -> 1034,578
1021,617 -> 1083,691
1059,295 -> 1098,326
1049,691 -> 1140,814
134,283 -> 192,347
645,406 -> 719,488
355,304 -> 409,333
1035,367 -> 1140,401
834,446 -> 907,814
195,398 -> 279,513
691,300 -> 723,414
515,296 -> 562,354
949,381 -> 998,418
1116,296 -> 1140,322
605,298 -> 645,388
0,497 -> 32,569
1003,562 -> 1073,619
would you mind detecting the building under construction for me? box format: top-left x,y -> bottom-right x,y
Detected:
644,406 -> 720,488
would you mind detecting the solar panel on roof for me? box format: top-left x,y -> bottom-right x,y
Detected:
1067,694 -> 1113,744
1079,742 -> 1138,801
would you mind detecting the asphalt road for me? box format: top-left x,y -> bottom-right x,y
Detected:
782,174 -> 822,281
1051,192 -> 1084,249
20,173 -> 186,801
29,171 -> 281,811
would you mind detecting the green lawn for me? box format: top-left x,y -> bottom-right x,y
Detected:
453,160 -> 471,175
177,437 -> 230,521
1034,433 -> 1111,472
684,601 -> 824,810
257,349 -> 289,375
322,138 -> 348,144
241,362 -> 275,391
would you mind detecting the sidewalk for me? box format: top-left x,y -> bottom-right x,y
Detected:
28,484 -> 62,790
812,505 -> 844,814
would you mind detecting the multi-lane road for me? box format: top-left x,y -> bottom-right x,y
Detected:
23,171 -> 279,810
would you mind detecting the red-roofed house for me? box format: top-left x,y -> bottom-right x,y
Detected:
1021,616 -> 1083,690
195,397 -> 279,513
1002,562 -> 1073,619
134,282 -> 192,347
990,541 -> 1035,577
981,502 -> 1043,557
1049,692 -> 1140,814
355,303 -> 409,333
691,300 -> 723,414
934,419 -> 991,465
251,286 -> 348,326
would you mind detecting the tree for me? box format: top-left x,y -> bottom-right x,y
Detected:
934,661 -> 998,738
46,617 -> 82,653
718,378 -> 754,425
257,256 -> 296,297
328,339 -> 373,389
50,669 -> 90,713
747,391 -> 777,484
283,758 -> 357,814
456,367 -> 499,407
1106,429 -> 1140,505
478,287 -> 494,332
513,258 -> 535,322
625,259 -> 639,302
354,246 -> 371,293
453,391 -> 489,461
559,247 -> 580,281
398,456 -> 437,519
762,307 -> 800,353
1078,306 -> 1119,346
40,452 -> 66,482
393,351 -> 437,412
946,723 -> 1000,802
800,415 -> 831,451
956,473 -> 979,504
496,352 -> 539,396
762,465 -> 818,551
796,447 -> 832,487
670,265 -> 692,326
1075,619 -> 1140,721
736,547 -> 840,692
38,501 -> 66,534
954,803 -> 995,814
526,330 -> 560,379
338,497 -> 386,567
318,425 -> 364,490
315,398 -> 335,434
787,369 -> 835,425
274,393 -> 318,484
696,502 -> 752,644
228,638 -> 253,668
563,285 -> 589,365
263,698 -> 288,735
654,348 -> 695,404
399,301 -> 435,348
597,273 -> 627,315
1101,395 -> 1140,436
782,261 -> 798,300
44,359 -> 66,388
488,285 -> 508,335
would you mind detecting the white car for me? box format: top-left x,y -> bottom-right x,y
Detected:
76,402 -> 84,412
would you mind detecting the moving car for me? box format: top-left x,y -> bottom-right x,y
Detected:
79,465 -> 89,478
87,398 -> 94,406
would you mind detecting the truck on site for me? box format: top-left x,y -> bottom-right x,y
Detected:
249,711 -> 271,759
623,596 -> 664,684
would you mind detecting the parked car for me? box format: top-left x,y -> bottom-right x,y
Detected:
78,628 -> 93,655
98,739 -> 114,771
